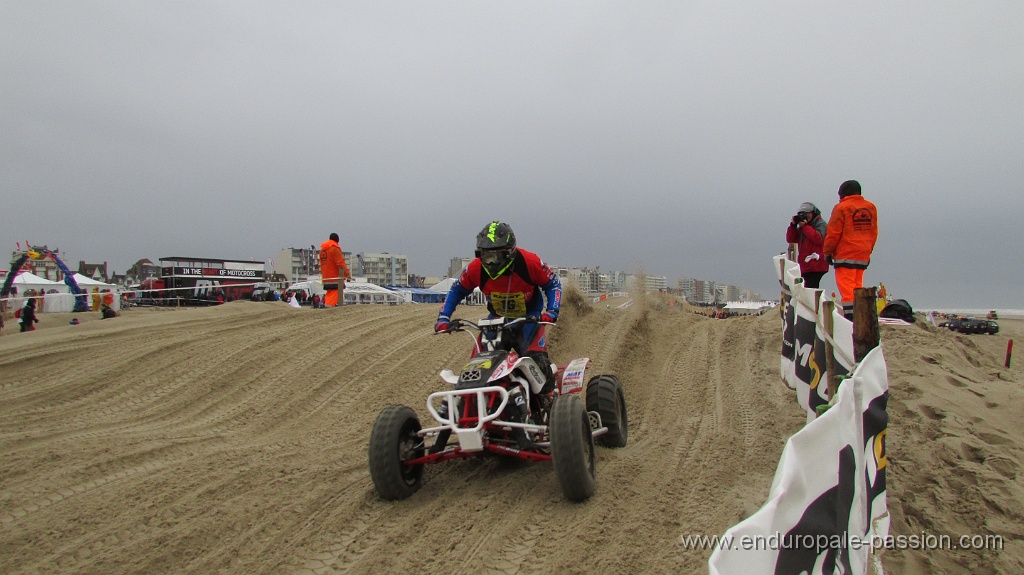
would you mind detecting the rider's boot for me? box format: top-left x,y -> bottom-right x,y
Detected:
429,400 -> 452,454
535,392 -> 554,420
430,429 -> 451,454
508,387 -> 536,450
512,427 -> 534,451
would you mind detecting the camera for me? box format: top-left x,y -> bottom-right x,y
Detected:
792,213 -> 807,225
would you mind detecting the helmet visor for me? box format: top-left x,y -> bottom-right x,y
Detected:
479,247 -> 514,277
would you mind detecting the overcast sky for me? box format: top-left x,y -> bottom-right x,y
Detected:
2,2 -> 1021,308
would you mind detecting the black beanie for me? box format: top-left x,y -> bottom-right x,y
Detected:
329,233 -> 340,242
838,180 -> 861,197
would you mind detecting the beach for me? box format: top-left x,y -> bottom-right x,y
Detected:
1,297 -> 1021,574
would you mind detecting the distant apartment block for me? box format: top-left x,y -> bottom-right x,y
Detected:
274,247 -> 322,283
567,268 -> 602,295
359,252 -> 409,286
646,275 -> 668,292
448,257 -> 474,279
676,277 -> 696,301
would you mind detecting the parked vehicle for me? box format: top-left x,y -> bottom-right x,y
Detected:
944,317 -> 967,332
982,320 -> 999,335
285,277 -> 325,303
957,318 -> 986,334
250,282 -> 274,301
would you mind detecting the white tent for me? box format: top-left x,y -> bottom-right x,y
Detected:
73,274 -> 121,311
428,277 -> 456,293
6,272 -> 71,313
723,301 -> 776,315
343,281 -> 406,305
426,277 -> 485,305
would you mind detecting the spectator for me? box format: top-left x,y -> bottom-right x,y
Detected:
785,202 -> 829,288
319,233 -> 352,307
20,298 -> 40,332
823,180 -> 879,319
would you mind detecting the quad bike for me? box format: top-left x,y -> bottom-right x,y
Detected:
369,317 -> 628,502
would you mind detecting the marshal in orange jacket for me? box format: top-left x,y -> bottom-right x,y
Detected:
319,238 -> 351,288
823,195 -> 878,269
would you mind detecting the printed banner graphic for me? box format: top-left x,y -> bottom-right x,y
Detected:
707,256 -> 889,575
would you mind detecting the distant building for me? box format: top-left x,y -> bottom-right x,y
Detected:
601,271 -> 628,293
448,257 -> 473,279
125,259 -> 161,285
676,277 -> 696,301
625,274 -> 667,293
691,279 -> 717,303
739,288 -> 764,302
77,261 -> 109,282
566,268 -> 602,295
406,274 -> 427,288
274,247 -> 323,284
358,252 -> 409,286
717,284 -> 741,303
11,247 -> 63,281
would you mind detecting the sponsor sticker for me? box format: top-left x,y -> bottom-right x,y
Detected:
560,357 -> 590,394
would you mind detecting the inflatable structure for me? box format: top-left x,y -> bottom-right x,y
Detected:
2,246 -> 89,312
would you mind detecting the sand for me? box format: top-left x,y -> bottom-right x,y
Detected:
1,296 -> 1021,574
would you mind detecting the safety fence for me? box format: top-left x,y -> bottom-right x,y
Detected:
708,255 -> 889,575
0,278 -> 437,312
0,280 -> 282,313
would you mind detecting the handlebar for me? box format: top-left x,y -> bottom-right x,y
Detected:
434,316 -> 554,335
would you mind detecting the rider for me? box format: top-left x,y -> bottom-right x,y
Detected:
434,221 -> 561,449
436,221 -> 562,392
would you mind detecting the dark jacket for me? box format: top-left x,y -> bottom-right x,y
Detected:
20,300 -> 39,331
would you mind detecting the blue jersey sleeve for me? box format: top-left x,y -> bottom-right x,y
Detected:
438,277 -> 474,321
542,274 -> 561,317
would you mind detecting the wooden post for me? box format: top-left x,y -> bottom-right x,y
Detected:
787,243 -> 798,262
822,299 -> 838,399
854,286 -> 880,363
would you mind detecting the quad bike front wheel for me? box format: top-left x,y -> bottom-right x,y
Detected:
585,375 -> 628,448
368,405 -> 424,500
549,394 -> 596,502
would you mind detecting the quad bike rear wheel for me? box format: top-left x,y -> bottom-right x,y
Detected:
585,375 -> 628,448
549,394 -> 596,502
369,405 -> 424,500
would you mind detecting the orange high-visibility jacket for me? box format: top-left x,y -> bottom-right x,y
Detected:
823,195 -> 878,269
319,239 -> 351,289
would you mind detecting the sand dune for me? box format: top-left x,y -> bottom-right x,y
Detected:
1,297 -> 1021,574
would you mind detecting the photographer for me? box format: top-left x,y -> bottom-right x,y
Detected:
785,202 -> 829,288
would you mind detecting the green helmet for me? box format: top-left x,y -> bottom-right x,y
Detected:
475,221 -> 517,279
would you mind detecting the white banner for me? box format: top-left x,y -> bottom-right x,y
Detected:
773,255 -> 855,420
709,347 -> 889,575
